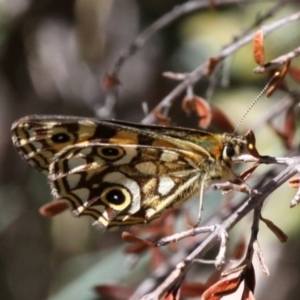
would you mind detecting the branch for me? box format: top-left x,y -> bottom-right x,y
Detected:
130,157 -> 299,300
142,8 -> 300,124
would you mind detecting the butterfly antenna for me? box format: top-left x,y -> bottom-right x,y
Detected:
233,72 -> 280,135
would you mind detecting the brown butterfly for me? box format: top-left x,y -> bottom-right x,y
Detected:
11,115 -> 251,231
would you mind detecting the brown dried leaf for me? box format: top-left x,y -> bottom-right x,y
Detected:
154,108 -> 171,126
244,263 -> 256,292
253,30 -> 264,66
245,130 -> 261,158
39,200 -> 69,217
122,231 -> 156,247
207,57 -> 221,76
260,215 -> 288,243
182,95 -> 212,129
288,177 -> 300,188
239,164 -> 259,181
181,282 -> 208,297
164,286 -> 181,300
94,284 -> 133,299
103,73 -> 121,90
182,95 -> 195,113
242,285 -> 256,300
283,106 -> 296,149
202,276 -> 242,300
194,97 -> 212,128
266,62 -> 290,97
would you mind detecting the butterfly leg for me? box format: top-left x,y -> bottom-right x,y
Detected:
194,173 -> 207,227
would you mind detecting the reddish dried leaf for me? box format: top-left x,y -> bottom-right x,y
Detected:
180,282 -> 208,297
244,264 -> 255,293
194,97 -> 212,128
289,177 -> 300,188
207,57 -> 221,76
242,285 -> 256,300
154,108 -> 171,126
164,287 -> 181,300
202,276 -> 242,300
288,65 -> 300,83
210,105 -> 234,133
39,200 -> 69,217
245,130 -> 261,158
94,284 -> 133,299
253,30 -> 264,66
283,106 -> 296,149
239,164 -> 259,181
122,231 -> 156,247
266,62 -> 290,97
103,73 -> 121,90
260,215 -> 288,243
182,95 -> 195,113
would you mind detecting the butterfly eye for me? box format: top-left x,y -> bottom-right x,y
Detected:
98,146 -> 124,160
101,186 -> 131,210
51,133 -> 71,144
223,144 -> 235,158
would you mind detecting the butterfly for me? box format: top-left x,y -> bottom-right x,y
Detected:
11,115 -> 251,231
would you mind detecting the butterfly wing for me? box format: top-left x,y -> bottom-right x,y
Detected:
49,142 -> 205,230
11,115 -> 229,230
11,115 -> 224,174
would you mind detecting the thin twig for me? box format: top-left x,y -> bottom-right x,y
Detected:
142,9 -> 300,124
156,225 -> 217,247
254,45 -> 300,73
133,158 -> 299,300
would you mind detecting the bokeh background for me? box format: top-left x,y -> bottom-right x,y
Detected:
1,1 -> 300,299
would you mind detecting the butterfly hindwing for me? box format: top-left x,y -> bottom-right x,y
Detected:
49,142 -> 203,229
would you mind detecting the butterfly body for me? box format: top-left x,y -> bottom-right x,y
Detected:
11,115 -> 248,230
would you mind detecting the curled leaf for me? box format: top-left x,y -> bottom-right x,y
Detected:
154,108 -> 171,126
245,130 -> 261,158
289,177 -> 300,188
182,95 -> 212,129
260,215 -> 288,243
122,231 -> 156,247
203,275 -> 242,300
207,57 -> 221,76
266,62 -> 290,97
253,30 -> 264,66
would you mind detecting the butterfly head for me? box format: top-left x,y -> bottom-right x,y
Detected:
221,133 -> 249,164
